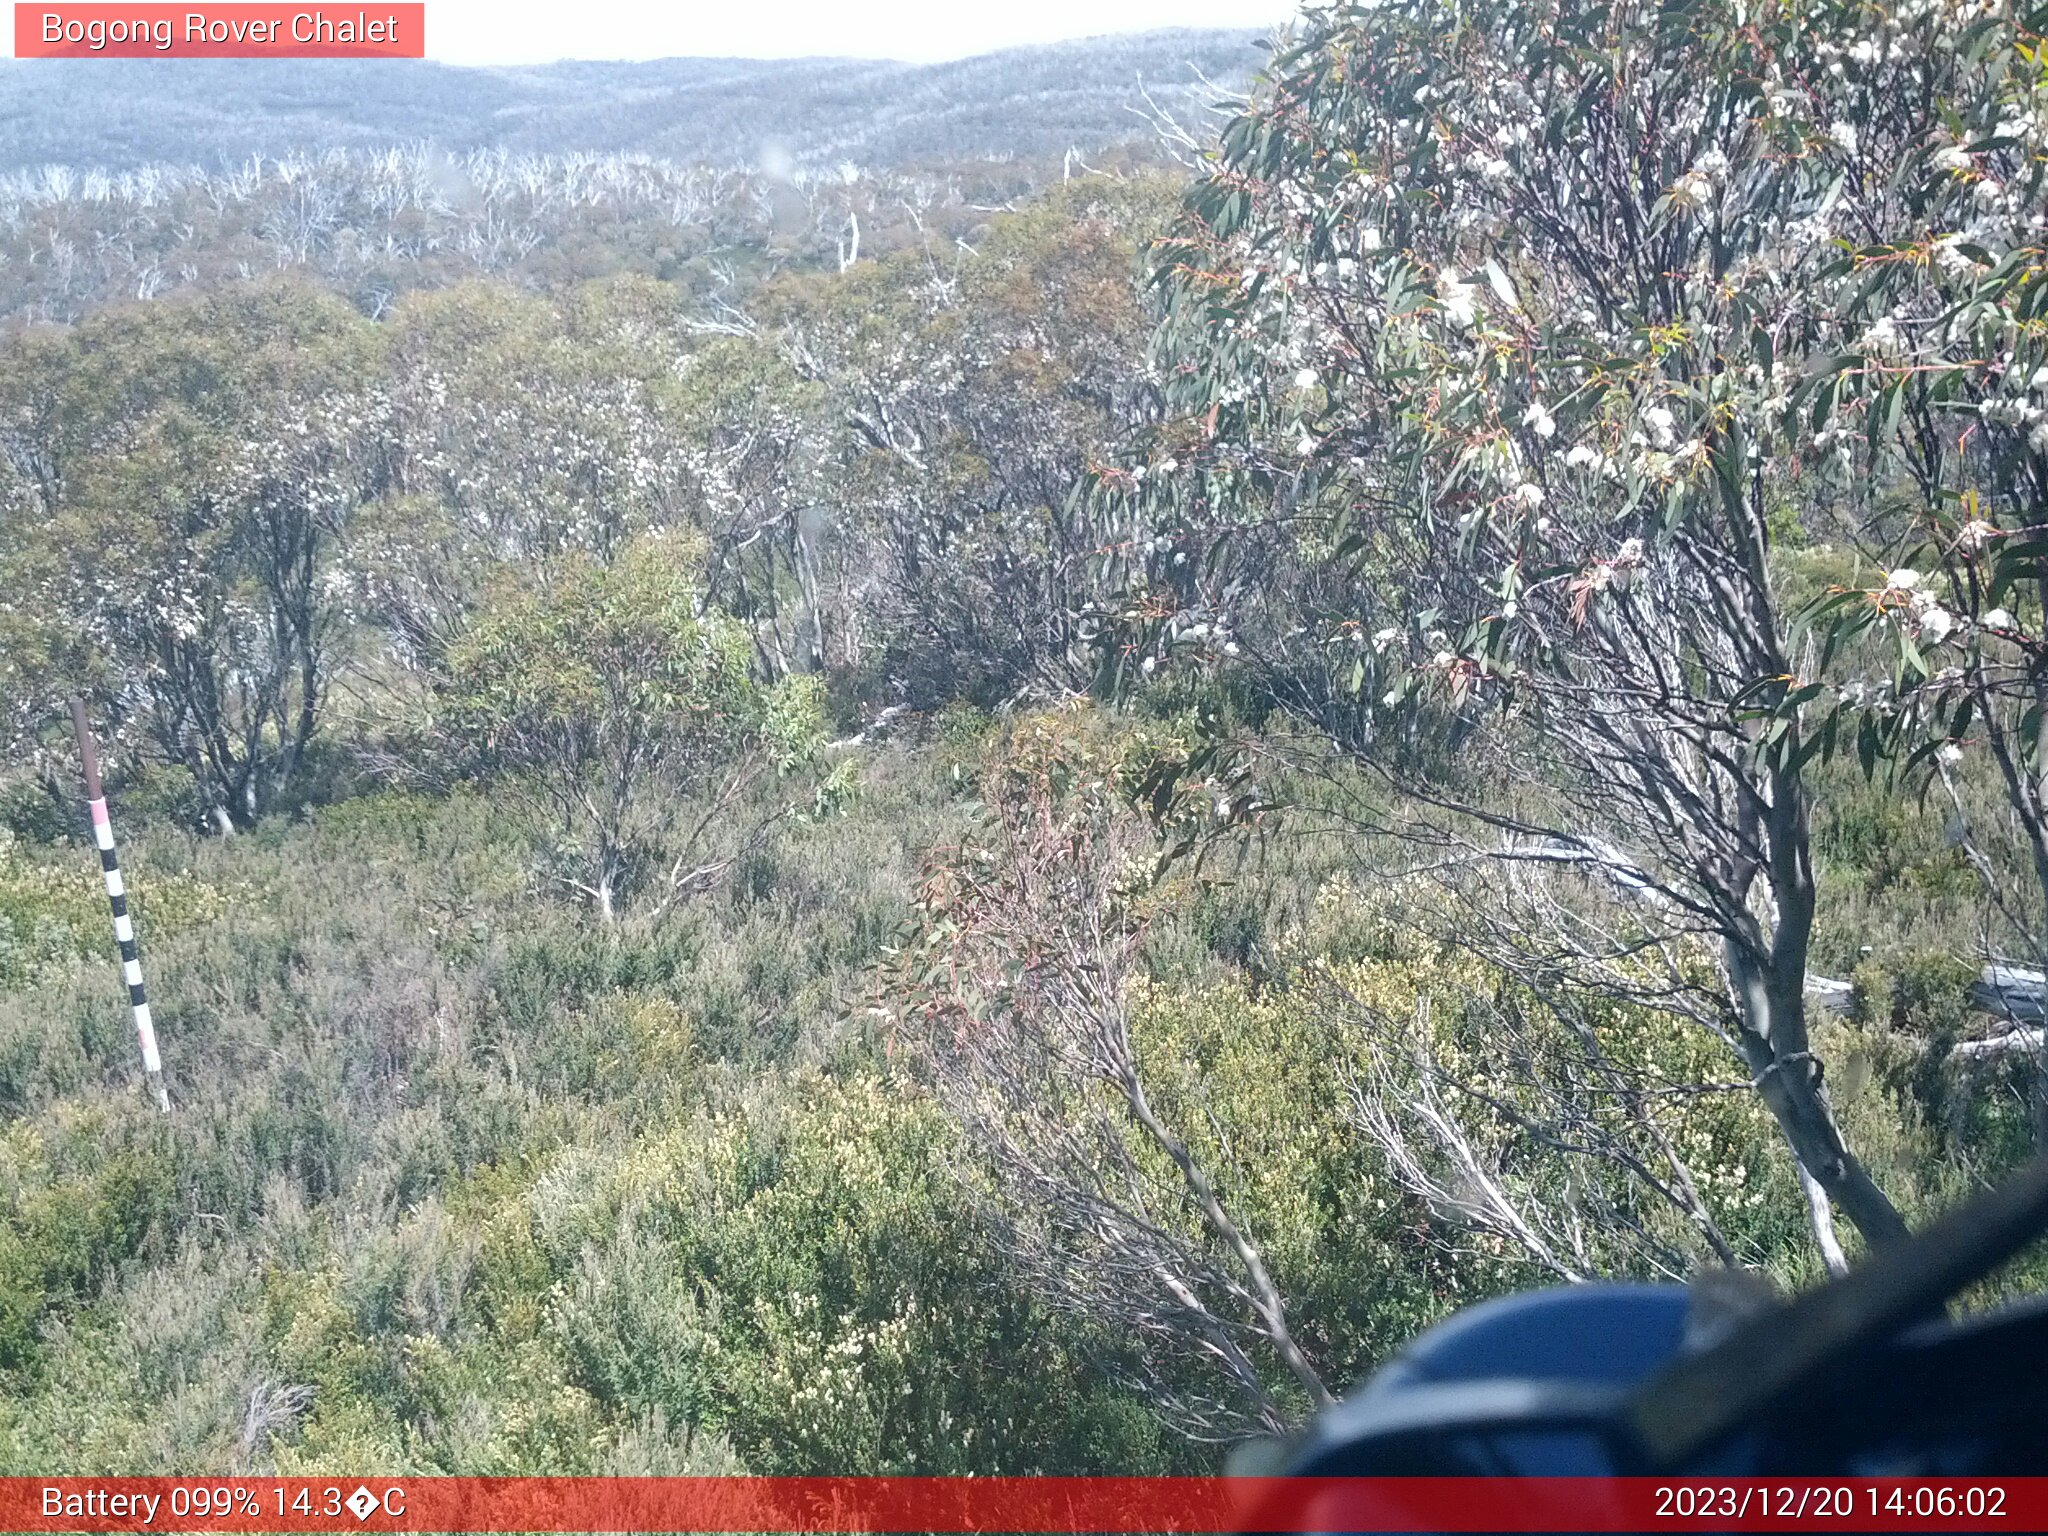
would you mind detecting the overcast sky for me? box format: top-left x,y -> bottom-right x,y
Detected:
422,1 -> 1299,66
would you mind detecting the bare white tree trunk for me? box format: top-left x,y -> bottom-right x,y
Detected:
1796,1160 -> 1850,1279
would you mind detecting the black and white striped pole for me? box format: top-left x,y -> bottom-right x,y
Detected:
69,699 -> 170,1113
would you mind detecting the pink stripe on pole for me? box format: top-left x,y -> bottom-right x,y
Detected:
89,799 -> 111,828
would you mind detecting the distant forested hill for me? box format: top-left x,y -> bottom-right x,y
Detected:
0,28 -> 1266,173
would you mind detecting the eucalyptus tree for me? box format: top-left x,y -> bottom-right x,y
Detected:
0,332 -> 76,789
1787,5 -> 2048,995
0,283 -> 390,830
1085,0 -> 2036,1258
361,280 -> 697,667
434,536 -> 826,922
661,334 -> 839,680
771,181 -> 1175,707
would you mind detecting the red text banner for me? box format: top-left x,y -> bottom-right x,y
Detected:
13,5 -> 424,58
0,1477 -> 2043,1532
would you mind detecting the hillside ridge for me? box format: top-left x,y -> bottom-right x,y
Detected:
0,28 -> 1268,172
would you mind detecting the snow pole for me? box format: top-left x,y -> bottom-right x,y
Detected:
68,698 -> 170,1113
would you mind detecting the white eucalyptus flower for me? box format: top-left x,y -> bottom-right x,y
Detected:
1438,270 -> 1480,326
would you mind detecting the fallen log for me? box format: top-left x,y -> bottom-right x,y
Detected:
1947,1028 -> 2046,1065
1805,963 -> 2046,1024
1806,963 -> 2047,1063
1971,964 -> 2048,1025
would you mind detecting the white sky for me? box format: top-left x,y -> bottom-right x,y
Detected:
421,1 -> 1300,66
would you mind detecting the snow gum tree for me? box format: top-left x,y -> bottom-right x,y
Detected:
0,283 -> 390,830
434,535 -> 827,921
1782,7 -> 2048,978
360,281 -> 699,668
765,182 -> 1176,707
1088,0 -> 2042,1260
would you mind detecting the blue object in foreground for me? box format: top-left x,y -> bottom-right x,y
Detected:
1276,1272 -> 2048,1476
